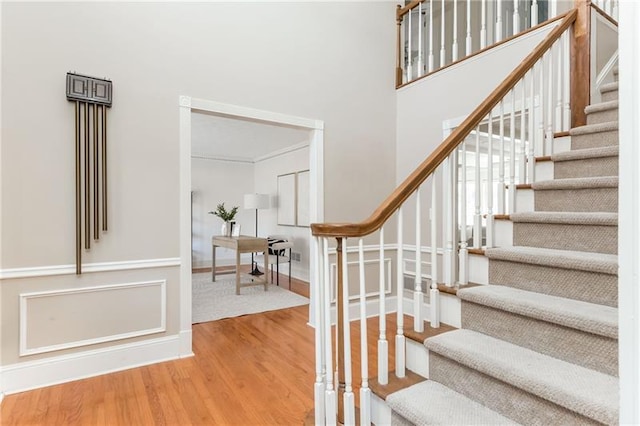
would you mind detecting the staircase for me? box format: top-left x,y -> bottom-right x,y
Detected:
385,74 -> 620,424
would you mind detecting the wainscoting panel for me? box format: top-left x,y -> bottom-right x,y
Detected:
20,280 -> 166,356
329,258 -> 393,302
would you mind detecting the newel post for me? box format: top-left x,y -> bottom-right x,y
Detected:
335,237 -> 345,424
571,0 -> 591,127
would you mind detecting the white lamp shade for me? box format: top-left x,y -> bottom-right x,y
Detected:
244,193 -> 270,210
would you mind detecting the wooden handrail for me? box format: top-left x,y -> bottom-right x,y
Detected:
311,8 -> 578,238
591,2 -> 618,27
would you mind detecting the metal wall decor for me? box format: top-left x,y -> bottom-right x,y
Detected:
66,72 -> 113,274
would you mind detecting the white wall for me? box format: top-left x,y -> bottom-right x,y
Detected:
254,146 -> 311,281
190,158 -> 255,268
0,1 -> 398,392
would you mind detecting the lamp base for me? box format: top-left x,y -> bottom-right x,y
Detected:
249,263 -> 264,276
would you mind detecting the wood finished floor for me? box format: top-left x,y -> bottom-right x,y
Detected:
0,269 -> 424,425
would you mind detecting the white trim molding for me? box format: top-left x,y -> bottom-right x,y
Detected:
19,280 -> 166,356
1,333 -> 193,396
0,257 -> 180,280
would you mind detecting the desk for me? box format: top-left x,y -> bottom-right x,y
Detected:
211,235 -> 269,295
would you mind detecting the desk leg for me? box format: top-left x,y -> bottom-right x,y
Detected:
236,249 -> 241,295
263,248 -> 269,290
212,245 -> 216,282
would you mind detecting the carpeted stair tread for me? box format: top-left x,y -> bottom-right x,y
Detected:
510,211 -> 617,225
457,285 -> 617,338
585,100 -> 618,114
425,330 -> 619,425
569,121 -> 618,136
600,81 -> 618,94
531,176 -> 618,190
387,380 -> 518,425
551,145 -> 618,162
485,246 -> 617,275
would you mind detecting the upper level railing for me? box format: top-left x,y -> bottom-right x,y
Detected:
311,8 -> 579,425
395,0 -> 618,87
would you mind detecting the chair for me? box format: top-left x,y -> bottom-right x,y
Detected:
256,235 -> 293,286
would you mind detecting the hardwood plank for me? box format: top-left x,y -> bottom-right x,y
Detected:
370,370 -> 427,400
404,321 -> 457,344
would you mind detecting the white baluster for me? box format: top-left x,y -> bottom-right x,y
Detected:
498,100 -> 506,215
396,208 -> 406,378
444,156 -> 455,286
562,33 -> 571,131
429,0 -> 435,72
459,141 -> 469,284
537,58 -> 546,157
452,0 -> 459,62
414,188 -> 424,332
520,76 -> 527,185
509,89 -> 516,214
418,3 -> 424,77
556,39 -> 564,132
528,67 -> 536,183
547,48 -> 555,155
323,238 -> 336,426
377,228 -> 388,385
486,110 -> 494,248
342,240 -> 355,426
612,0 -> 619,21
314,237 -> 326,425
466,0 -> 472,55
440,0 -> 446,67
358,239 -> 371,426
430,176 -> 440,327
481,0 -> 487,49
474,128 -> 482,248
513,0 -> 520,34
407,9 -> 413,82
531,0 -> 538,26
496,0 -> 503,42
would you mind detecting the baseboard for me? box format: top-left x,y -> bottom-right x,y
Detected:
0,332 -> 193,396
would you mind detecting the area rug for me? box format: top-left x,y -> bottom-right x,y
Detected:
192,272 -> 309,324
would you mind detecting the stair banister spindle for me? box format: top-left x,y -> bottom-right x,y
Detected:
555,39 -> 564,132
546,49 -> 555,155
313,236 -> 326,425
498,100 -> 506,215
466,0 -> 472,55
358,239 -> 371,426
429,0 -> 435,72
473,127 -> 482,248
430,175 -> 440,327
486,109 -> 494,248
396,207 -> 406,378
440,0 -> 446,67
532,0 -> 538,25
443,155 -> 455,286
519,75 -> 527,185
341,239 -> 355,426
536,58 -> 545,157
528,66 -> 536,182
481,0 -> 487,49
459,140 -> 469,284
377,228 -> 388,385
414,188 -> 425,332
509,89 -> 517,214
513,0 -> 520,34
418,2 -> 424,77
562,32 -> 571,131
322,238 -> 336,426
496,0 -> 503,42
452,0 -> 459,62
407,9 -> 413,82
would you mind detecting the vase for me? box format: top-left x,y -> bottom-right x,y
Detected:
221,221 -> 234,237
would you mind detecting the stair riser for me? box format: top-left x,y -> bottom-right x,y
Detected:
534,187 -> 618,212
587,108 -> 618,125
428,353 -> 601,426
554,156 -> 618,179
601,89 -> 618,102
513,223 -> 618,254
488,260 -> 618,307
571,130 -> 619,150
461,302 -> 618,376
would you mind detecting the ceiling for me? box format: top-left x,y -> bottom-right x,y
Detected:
191,110 -> 312,162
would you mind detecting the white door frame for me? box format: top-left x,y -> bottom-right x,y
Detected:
178,96 -> 324,350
